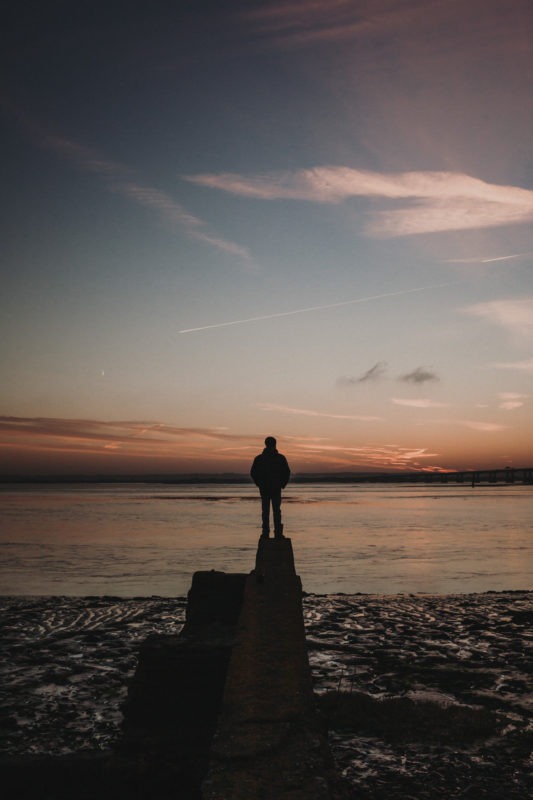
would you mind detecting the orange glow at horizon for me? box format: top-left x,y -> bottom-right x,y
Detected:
0,415 -> 528,477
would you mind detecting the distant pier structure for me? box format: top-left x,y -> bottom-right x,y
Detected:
346,466 -> 533,485
399,467 -> 532,485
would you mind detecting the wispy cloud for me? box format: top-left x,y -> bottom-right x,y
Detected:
257,403 -> 381,422
42,134 -> 251,261
306,444 -> 439,471
43,135 -> 133,178
458,421 -> 507,432
113,181 -> 251,259
399,366 -> 439,384
489,357 -> 533,373
242,0 -> 441,50
0,416 -> 453,473
391,398 -> 448,408
295,441 -> 442,471
463,297 -> 533,338
0,417 -> 255,461
186,167 -> 533,237
339,363 -> 440,387
498,392 -> 527,411
338,361 -> 388,385
243,0 -> 370,48
430,418 -> 507,433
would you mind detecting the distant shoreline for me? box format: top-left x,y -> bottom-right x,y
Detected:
1,468 -> 532,485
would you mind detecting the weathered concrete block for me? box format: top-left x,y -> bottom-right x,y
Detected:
118,570 -> 248,795
202,538 -> 347,799
184,570 -> 247,633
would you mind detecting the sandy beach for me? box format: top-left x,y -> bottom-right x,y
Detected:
1,591 -> 531,798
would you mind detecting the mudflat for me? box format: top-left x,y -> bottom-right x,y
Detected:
0,591 -> 531,798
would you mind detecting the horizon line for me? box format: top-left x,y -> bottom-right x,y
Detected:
1,465 -> 531,483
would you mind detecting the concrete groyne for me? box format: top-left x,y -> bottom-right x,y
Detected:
120,537 -> 346,798
202,538 -> 338,799
5,538 -> 346,798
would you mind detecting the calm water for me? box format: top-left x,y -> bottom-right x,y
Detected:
0,482 -> 531,596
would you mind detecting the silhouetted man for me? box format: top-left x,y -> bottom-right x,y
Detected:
251,436 -> 291,538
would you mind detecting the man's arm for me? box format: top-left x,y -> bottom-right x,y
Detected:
281,456 -> 290,488
250,456 -> 260,486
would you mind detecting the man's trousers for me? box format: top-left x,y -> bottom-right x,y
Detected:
260,489 -> 282,534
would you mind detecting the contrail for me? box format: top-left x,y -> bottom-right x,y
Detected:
480,254 -> 524,263
179,283 -> 453,333
447,253 -> 529,264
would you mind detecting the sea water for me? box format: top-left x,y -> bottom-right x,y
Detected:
0,482 -> 531,596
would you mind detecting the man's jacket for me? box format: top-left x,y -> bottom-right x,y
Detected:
250,447 -> 290,491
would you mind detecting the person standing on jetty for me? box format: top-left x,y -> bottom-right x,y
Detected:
251,436 -> 291,538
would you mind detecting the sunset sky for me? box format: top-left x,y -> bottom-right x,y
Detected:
2,0 -> 533,476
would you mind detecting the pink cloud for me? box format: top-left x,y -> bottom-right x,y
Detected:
498,392 -> 527,411
187,167 -> 533,236
0,417 -> 256,461
258,403 -> 381,422
490,358 -> 533,373
458,421 -> 507,432
463,297 -> 533,338
295,441 -> 441,470
242,0 -> 451,50
391,398 -> 449,408
435,419 -> 507,433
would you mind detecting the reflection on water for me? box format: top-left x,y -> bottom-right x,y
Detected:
0,483 -> 531,595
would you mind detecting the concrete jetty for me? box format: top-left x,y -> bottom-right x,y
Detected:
6,538 -> 347,799
119,536 -> 347,798
119,570 -> 248,794
202,537 -> 337,799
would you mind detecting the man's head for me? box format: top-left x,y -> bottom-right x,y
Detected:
264,436 -> 277,449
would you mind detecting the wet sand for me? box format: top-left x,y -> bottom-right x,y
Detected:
1,592 -> 531,798
305,592 -> 532,798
